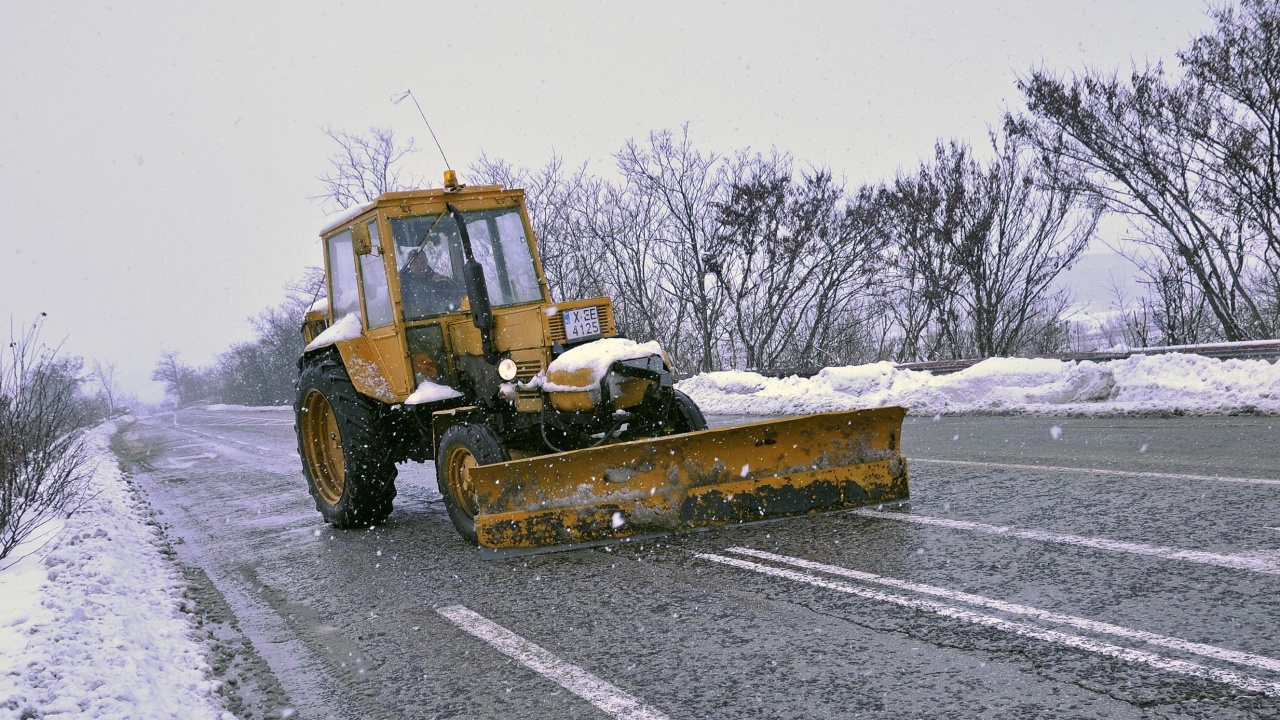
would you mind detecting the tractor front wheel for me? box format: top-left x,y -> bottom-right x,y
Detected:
436,423 -> 508,544
666,389 -> 708,434
295,352 -> 397,528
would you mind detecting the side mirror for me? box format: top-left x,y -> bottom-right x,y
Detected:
351,224 -> 372,255
446,203 -> 493,331
462,258 -> 493,331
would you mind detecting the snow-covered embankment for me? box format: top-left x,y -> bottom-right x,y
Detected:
677,353 -> 1280,416
0,420 -> 232,720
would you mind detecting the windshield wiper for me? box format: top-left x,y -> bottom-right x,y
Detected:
398,212 -> 452,275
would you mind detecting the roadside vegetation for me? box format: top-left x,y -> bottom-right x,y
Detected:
155,0 -> 1279,403
0,315 -> 120,563
151,270 -> 321,406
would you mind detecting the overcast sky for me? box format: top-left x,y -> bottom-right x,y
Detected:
1,1 -> 1216,403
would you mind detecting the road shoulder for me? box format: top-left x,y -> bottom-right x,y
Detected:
112,421 -> 297,720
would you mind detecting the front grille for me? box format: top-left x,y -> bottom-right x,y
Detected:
514,359 -> 543,380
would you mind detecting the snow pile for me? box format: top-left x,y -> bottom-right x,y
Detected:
404,378 -> 463,405
0,422 -> 231,720
677,353 -> 1280,416
303,312 -> 361,351
544,338 -> 664,390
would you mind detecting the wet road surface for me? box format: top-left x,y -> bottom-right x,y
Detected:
118,409 -> 1280,719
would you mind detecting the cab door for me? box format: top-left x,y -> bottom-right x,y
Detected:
355,219 -> 412,397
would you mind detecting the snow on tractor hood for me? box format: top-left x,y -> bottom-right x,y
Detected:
543,337 -> 665,391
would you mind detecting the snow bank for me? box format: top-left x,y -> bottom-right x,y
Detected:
404,379 -> 463,405
677,354 -> 1280,416
303,312 -> 361,352
545,338 -> 664,390
0,422 -> 231,720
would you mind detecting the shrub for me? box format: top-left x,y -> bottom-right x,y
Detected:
0,315 -> 93,564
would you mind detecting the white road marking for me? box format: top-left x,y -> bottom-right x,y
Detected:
176,410 -> 294,426
855,510 -> 1280,575
914,457 -> 1280,486
168,426 -> 279,455
436,605 -> 669,720
727,547 -> 1280,674
696,553 -> 1280,698
196,417 -> 293,426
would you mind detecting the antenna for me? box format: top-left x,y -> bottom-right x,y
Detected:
393,89 -> 451,171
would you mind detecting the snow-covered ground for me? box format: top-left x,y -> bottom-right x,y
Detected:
677,353 -> 1280,416
0,420 -> 234,720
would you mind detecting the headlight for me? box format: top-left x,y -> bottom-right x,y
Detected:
498,357 -> 518,381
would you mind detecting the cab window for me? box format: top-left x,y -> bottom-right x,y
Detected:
358,221 -> 395,328
326,229 -> 359,323
390,215 -> 467,320
389,208 -> 541,322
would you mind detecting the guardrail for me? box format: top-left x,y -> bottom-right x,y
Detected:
760,339 -> 1280,378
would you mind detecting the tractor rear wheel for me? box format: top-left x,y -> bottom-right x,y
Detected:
436,423 -> 508,544
295,352 -> 397,528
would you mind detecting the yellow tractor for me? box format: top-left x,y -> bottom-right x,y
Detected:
295,171 -> 909,551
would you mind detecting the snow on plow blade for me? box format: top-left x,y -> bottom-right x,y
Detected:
469,407 -> 909,550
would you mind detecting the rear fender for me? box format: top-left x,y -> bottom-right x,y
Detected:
330,337 -> 398,404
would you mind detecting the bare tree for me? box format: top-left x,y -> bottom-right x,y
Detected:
1,315 -> 93,563
615,126 -> 729,373
711,153 -> 884,370
579,177 -> 690,361
89,359 -> 119,415
316,127 -> 420,211
877,131 -> 1096,360
879,141 -> 986,359
1181,1 -> 1280,326
1133,249 -> 1215,345
208,270 -> 326,406
469,153 -> 606,302
1101,275 -> 1156,349
1017,68 -> 1262,341
151,351 -> 213,405
214,300 -> 306,406
964,126 -> 1099,356
1018,0 -> 1280,341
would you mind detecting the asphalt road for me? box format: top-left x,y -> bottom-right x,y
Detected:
117,409 -> 1280,719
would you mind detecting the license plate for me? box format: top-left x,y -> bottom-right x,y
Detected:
562,306 -> 601,341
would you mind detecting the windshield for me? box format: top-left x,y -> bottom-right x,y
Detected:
390,207 -> 542,321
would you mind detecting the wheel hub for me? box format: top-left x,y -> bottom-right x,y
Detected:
301,390 -> 346,505
446,446 -> 479,518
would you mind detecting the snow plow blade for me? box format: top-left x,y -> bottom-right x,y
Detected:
469,407 -> 909,550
